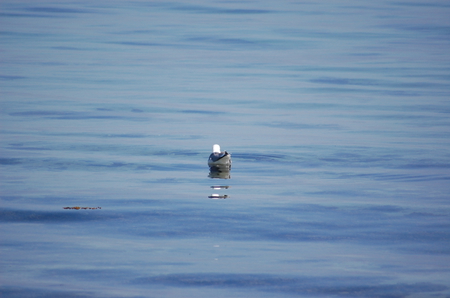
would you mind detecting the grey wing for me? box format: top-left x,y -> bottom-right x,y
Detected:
209,152 -> 226,162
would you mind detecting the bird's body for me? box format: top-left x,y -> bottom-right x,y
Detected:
208,144 -> 231,169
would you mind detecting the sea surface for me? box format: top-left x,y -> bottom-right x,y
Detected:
1,1 -> 450,297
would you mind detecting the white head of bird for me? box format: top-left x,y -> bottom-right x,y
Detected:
213,144 -> 221,153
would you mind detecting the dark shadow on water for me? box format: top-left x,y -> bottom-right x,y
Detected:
0,155 -> 204,172
0,75 -> 27,80
167,3 -> 273,15
25,7 -> 91,14
2,200 -> 449,254
0,287 -> 96,298
2,277 -> 447,298
181,109 -> 225,115
133,273 -> 448,297
0,209 -> 111,223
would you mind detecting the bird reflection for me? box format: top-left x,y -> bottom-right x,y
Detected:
208,166 -> 231,179
208,194 -> 228,199
210,185 -> 230,189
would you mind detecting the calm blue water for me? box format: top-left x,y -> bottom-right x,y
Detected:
1,1 -> 450,297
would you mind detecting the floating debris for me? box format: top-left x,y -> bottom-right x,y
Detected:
63,206 -> 101,210
208,194 -> 228,199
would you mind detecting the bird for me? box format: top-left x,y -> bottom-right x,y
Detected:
208,144 -> 231,170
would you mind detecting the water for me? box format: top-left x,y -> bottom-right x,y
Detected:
1,1 -> 450,297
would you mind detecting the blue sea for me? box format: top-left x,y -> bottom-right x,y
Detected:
1,1 -> 450,297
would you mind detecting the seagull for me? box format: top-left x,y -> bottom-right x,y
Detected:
208,144 -> 231,170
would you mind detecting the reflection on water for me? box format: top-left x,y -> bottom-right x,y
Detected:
208,167 -> 231,179
208,166 -> 231,198
211,186 -> 230,189
208,194 -> 228,199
